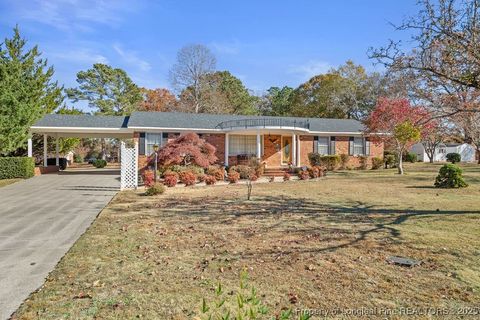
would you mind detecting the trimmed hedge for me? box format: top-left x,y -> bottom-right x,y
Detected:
0,157 -> 35,179
93,159 -> 107,168
446,152 -> 461,164
434,164 -> 468,188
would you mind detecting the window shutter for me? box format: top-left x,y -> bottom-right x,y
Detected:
329,137 -> 336,155
139,132 -> 145,155
349,137 -> 354,155
313,136 -> 318,153
365,138 -> 371,156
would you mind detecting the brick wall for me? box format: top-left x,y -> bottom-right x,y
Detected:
334,136 -> 384,168
299,135 -> 314,166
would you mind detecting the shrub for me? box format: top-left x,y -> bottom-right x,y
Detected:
73,154 -> 83,163
434,164 -> 468,188
206,165 -> 225,181
163,174 -> 178,187
384,154 -> 396,168
248,158 -> 265,177
169,164 -> 204,175
371,157 -> 383,170
227,171 -> 240,183
358,156 -> 368,170
308,153 -> 340,170
157,132 -> 217,167
0,157 -> 35,179
339,154 -> 349,169
145,183 -> 165,196
298,169 -> 310,180
163,170 -> 179,178
204,175 -> 217,185
404,152 -> 417,163
142,170 -> 155,187
283,172 -> 291,181
229,165 -> 255,179
93,159 -> 107,168
308,166 -> 321,178
196,173 -> 206,182
179,171 -> 196,186
446,152 -> 461,164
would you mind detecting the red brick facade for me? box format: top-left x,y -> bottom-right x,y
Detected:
135,131 -> 384,169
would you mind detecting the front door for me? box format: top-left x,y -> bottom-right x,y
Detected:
282,136 -> 292,165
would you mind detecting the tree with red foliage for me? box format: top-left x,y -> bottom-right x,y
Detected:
365,98 -> 431,174
138,88 -> 177,111
157,132 -> 217,168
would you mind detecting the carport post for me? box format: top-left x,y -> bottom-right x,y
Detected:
27,138 -> 32,157
43,134 -> 48,167
55,135 -> 59,166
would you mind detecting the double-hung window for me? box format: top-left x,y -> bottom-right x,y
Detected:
145,133 -> 163,155
229,135 -> 261,156
317,137 -> 329,155
349,137 -> 370,156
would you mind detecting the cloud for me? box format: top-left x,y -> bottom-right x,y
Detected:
52,49 -> 109,65
113,44 -> 151,72
289,60 -> 332,80
7,0 -> 140,31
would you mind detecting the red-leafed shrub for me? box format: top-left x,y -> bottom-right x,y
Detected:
207,166 -> 224,181
179,171 -> 196,186
204,175 -> 217,185
163,174 -> 178,187
196,173 -> 206,182
308,165 -> 325,178
283,172 -> 291,181
249,174 -> 258,182
157,132 -> 217,168
229,165 -> 255,179
142,170 -> 155,187
228,171 -> 240,183
162,170 -> 178,178
298,170 -> 309,180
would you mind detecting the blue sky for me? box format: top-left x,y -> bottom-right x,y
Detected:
0,0 -> 418,101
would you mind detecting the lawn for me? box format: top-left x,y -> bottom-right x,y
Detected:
0,178 -> 21,188
13,163 -> 480,319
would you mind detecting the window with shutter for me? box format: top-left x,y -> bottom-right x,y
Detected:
329,137 -> 336,155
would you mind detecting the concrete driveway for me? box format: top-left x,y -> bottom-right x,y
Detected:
0,169 -> 120,319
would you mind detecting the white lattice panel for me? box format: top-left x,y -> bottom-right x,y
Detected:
121,141 -> 138,190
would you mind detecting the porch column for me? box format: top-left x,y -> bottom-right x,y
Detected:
292,133 -> 297,166
297,135 -> 301,166
27,138 -> 32,157
256,133 -> 261,160
55,135 -> 59,166
43,134 -> 48,167
224,133 -> 229,166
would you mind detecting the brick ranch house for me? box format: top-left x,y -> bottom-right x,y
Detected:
30,111 -> 383,173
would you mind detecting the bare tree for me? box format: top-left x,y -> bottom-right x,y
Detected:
370,0 -> 480,116
421,121 -> 449,163
169,44 -> 216,113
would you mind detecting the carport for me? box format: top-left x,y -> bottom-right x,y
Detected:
29,114 -> 139,189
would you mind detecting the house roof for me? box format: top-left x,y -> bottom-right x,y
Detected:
32,111 -> 365,134
127,111 -> 365,133
33,114 -> 129,128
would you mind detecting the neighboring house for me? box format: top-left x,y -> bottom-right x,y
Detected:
410,142 -> 477,163
30,111 -> 384,171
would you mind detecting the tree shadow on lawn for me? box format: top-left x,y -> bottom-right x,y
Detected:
122,194 -> 480,257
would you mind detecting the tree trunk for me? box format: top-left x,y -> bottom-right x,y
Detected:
429,156 -> 434,163
397,150 -> 404,175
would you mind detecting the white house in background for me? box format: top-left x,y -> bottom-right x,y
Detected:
411,142 -> 477,162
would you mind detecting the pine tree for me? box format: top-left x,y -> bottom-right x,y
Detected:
0,26 -> 63,155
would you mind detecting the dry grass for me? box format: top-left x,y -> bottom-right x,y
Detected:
13,163 -> 480,319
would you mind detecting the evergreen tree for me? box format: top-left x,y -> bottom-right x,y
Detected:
0,26 -> 63,155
